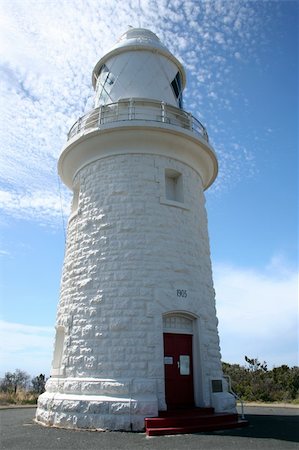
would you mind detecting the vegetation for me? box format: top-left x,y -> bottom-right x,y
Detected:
1,360 -> 299,405
223,356 -> 299,403
0,370 -> 46,405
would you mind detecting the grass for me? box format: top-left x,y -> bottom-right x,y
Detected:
0,390 -> 39,406
238,399 -> 299,407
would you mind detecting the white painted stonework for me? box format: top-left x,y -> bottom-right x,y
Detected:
36,28 -> 236,431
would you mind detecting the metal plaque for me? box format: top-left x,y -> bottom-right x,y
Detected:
211,379 -> 223,392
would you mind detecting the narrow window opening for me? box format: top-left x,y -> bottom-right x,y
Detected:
165,169 -> 184,203
52,326 -> 65,372
71,184 -> 80,214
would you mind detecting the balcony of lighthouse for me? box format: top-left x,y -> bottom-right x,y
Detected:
67,98 -> 209,142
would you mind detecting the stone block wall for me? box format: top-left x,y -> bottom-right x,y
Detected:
36,153 -> 225,430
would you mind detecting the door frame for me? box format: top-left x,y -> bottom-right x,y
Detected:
163,332 -> 194,409
162,312 -> 204,408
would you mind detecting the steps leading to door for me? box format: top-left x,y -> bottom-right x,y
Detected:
145,407 -> 249,436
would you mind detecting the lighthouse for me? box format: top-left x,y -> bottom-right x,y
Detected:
36,28 -> 237,431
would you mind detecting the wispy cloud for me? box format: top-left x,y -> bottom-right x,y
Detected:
0,0 -> 282,225
0,189 -> 70,226
214,257 -> 298,368
0,320 -> 54,377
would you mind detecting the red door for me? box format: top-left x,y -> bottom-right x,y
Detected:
163,333 -> 194,409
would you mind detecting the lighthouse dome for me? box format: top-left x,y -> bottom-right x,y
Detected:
115,28 -> 166,49
92,28 -> 186,108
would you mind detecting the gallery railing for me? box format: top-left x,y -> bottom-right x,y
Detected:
67,99 -> 209,142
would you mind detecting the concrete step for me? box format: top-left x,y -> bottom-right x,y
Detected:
145,409 -> 249,436
146,419 -> 249,436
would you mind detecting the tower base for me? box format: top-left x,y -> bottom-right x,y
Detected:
35,377 -> 158,431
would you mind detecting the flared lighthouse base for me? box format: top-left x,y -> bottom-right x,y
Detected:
35,376 -> 159,431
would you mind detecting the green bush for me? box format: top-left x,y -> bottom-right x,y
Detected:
223,358 -> 299,403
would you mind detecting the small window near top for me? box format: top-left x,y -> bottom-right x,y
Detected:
165,169 -> 184,203
171,72 -> 183,109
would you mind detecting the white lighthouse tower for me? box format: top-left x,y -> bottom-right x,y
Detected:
36,28 -> 237,432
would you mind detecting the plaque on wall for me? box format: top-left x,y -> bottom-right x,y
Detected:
211,379 -> 223,392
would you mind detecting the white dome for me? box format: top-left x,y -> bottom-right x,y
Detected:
117,28 -> 162,45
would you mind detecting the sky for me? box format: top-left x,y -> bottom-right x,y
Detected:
0,0 -> 298,378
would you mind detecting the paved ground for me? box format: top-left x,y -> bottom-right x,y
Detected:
0,405 -> 298,450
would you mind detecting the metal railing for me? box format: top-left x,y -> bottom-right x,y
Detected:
224,375 -> 245,420
67,99 -> 209,142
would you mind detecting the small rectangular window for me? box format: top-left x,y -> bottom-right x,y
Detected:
165,169 -> 184,203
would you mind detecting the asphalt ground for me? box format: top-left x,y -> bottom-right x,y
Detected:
0,405 -> 298,450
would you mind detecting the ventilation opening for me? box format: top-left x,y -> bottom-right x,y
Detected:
165,169 -> 184,203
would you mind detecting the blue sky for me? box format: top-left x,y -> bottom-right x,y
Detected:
0,0 -> 298,377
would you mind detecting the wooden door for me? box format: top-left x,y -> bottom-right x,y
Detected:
163,333 -> 194,409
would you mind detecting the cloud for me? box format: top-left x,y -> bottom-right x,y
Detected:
0,188 -> 71,227
0,0 -> 283,225
214,258 -> 298,368
0,320 -> 55,377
